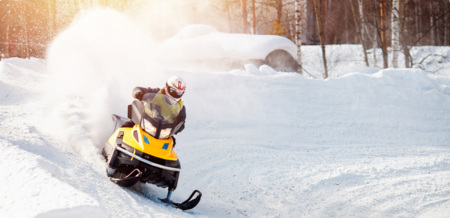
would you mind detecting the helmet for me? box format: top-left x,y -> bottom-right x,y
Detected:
165,76 -> 186,101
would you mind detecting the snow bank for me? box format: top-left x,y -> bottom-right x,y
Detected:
179,66 -> 450,147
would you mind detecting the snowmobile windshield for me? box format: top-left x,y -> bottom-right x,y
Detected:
142,93 -> 182,124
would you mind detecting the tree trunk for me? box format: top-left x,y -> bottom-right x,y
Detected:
313,0 -> 329,78
445,0 -> 449,45
295,0 -> 303,74
16,1 -> 30,59
48,0 -> 55,39
276,0 -> 282,23
287,13 -> 294,40
305,0 -> 318,44
371,0 -> 380,67
401,43 -> 411,68
344,4 -> 349,43
225,2 -> 232,32
6,8 -> 11,58
272,0 -> 283,36
349,0 -> 369,66
358,0 -> 365,44
380,0 -> 388,68
241,0 -> 248,33
373,26 -> 378,67
391,0 -> 400,68
398,0 -> 411,68
415,5 -> 421,45
22,5 -> 30,59
321,0 -> 327,44
429,1 -> 435,45
252,0 -> 256,34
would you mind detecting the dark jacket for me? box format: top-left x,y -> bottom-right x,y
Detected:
132,86 -> 186,134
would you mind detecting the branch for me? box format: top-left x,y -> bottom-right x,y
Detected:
410,9 -> 450,47
413,54 -> 450,74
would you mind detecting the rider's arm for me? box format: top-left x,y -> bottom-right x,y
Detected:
132,87 -> 161,100
175,106 -> 186,134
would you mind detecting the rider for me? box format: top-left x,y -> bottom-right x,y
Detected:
126,76 -> 186,135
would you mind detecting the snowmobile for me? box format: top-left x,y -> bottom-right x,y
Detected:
102,92 -> 201,210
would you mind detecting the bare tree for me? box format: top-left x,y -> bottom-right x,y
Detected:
445,0 -> 449,45
398,0 -> 411,68
5,6 -> 11,58
373,26 -> 378,67
391,0 -> 400,68
19,1 -> 30,59
361,0 -> 385,66
2,0 -> 448,62
294,0 -> 303,74
252,0 -> 256,34
400,1 -> 450,68
313,0 -> 328,78
379,0 -> 388,68
241,0 -> 249,33
414,2 -> 421,42
349,0 -> 369,66
358,0 -> 366,44
48,0 -> 56,39
276,0 -> 283,23
430,2 -> 436,45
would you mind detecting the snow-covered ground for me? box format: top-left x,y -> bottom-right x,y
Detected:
1,9 -> 450,218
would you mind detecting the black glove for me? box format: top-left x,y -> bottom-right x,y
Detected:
132,87 -> 144,100
172,137 -> 176,148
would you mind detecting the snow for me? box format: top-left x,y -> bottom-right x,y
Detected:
156,24 -> 297,61
1,8 -> 450,218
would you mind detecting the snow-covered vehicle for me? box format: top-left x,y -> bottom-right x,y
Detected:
155,24 -> 299,71
102,93 -> 201,210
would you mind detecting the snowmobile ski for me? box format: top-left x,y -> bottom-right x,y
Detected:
160,189 -> 202,210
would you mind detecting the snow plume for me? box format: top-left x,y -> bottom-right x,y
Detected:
132,0 -> 228,41
43,8 -> 166,162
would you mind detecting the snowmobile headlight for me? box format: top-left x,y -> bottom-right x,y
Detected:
142,119 -> 157,137
159,128 -> 172,139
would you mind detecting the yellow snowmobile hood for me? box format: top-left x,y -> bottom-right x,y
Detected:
107,125 -> 178,161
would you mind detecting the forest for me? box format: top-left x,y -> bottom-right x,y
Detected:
0,0 -> 449,75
